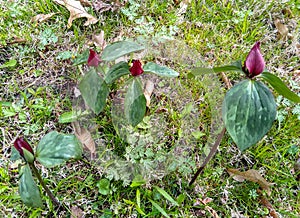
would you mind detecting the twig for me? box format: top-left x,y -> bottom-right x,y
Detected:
189,127 -> 226,186
189,72 -> 232,186
220,72 -> 232,88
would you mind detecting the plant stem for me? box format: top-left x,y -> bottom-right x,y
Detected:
29,163 -> 60,207
189,127 -> 226,186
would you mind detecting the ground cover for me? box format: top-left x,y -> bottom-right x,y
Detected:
0,0 -> 299,217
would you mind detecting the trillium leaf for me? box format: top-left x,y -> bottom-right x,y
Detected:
222,80 -> 276,151
125,78 -> 146,127
36,131 -> 83,168
143,62 -> 179,77
19,165 -> 43,208
259,72 -> 300,103
79,69 -> 109,114
101,41 -> 144,61
192,60 -> 243,76
104,61 -> 130,84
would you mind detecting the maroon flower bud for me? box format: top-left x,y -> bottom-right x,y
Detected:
243,41 -> 265,78
130,60 -> 144,76
87,49 -> 101,67
14,138 -> 34,162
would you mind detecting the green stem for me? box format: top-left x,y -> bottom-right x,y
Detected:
29,163 -> 60,207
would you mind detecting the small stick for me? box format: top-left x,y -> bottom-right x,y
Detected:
189,72 -> 232,186
189,127 -> 226,186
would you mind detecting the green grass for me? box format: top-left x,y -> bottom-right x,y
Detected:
1,0 -> 300,217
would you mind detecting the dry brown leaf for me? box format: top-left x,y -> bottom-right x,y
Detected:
72,121 -> 96,159
227,168 -> 273,196
258,190 -> 278,218
31,13 -> 57,23
7,37 -> 26,45
200,197 -> 213,205
71,206 -> 84,218
144,80 -> 154,107
93,0 -> 123,13
274,19 -> 289,39
93,30 -> 106,50
282,8 -> 293,17
93,0 -> 112,13
54,0 -> 98,28
205,206 -> 220,218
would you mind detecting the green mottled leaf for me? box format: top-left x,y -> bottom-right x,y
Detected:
36,131 -> 83,167
19,165 -> 43,208
125,78 -> 146,126
154,186 -> 179,206
143,62 -> 179,77
104,61 -> 130,84
101,41 -> 144,61
260,72 -> 300,103
222,80 -> 276,151
79,69 -> 109,114
192,60 -> 243,76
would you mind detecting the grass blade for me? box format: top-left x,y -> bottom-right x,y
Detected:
154,186 -> 179,206
148,199 -> 170,218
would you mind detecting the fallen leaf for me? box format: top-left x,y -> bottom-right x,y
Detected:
282,8 -> 293,17
72,121 -> 96,159
71,206 -> 84,218
258,190 -> 278,218
7,37 -> 26,45
274,19 -> 289,39
93,0 -> 123,13
227,168 -> 273,196
205,206 -> 220,218
144,80 -> 154,107
31,13 -> 56,23
54,0 -> 98,28
200,197 -> 213,205
74,87 -> 81,97
93,0 -> 112,13
92,30 -> 106,50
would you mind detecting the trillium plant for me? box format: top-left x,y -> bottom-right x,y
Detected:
192,41 -> 300,151
60,40 -> 179,126
13,132 -> 82,208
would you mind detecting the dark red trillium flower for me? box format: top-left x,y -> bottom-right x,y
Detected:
14,137 -> 34,158
87,49 -> 101,67
243,41 -> 265,78
130,60 -> 144,76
